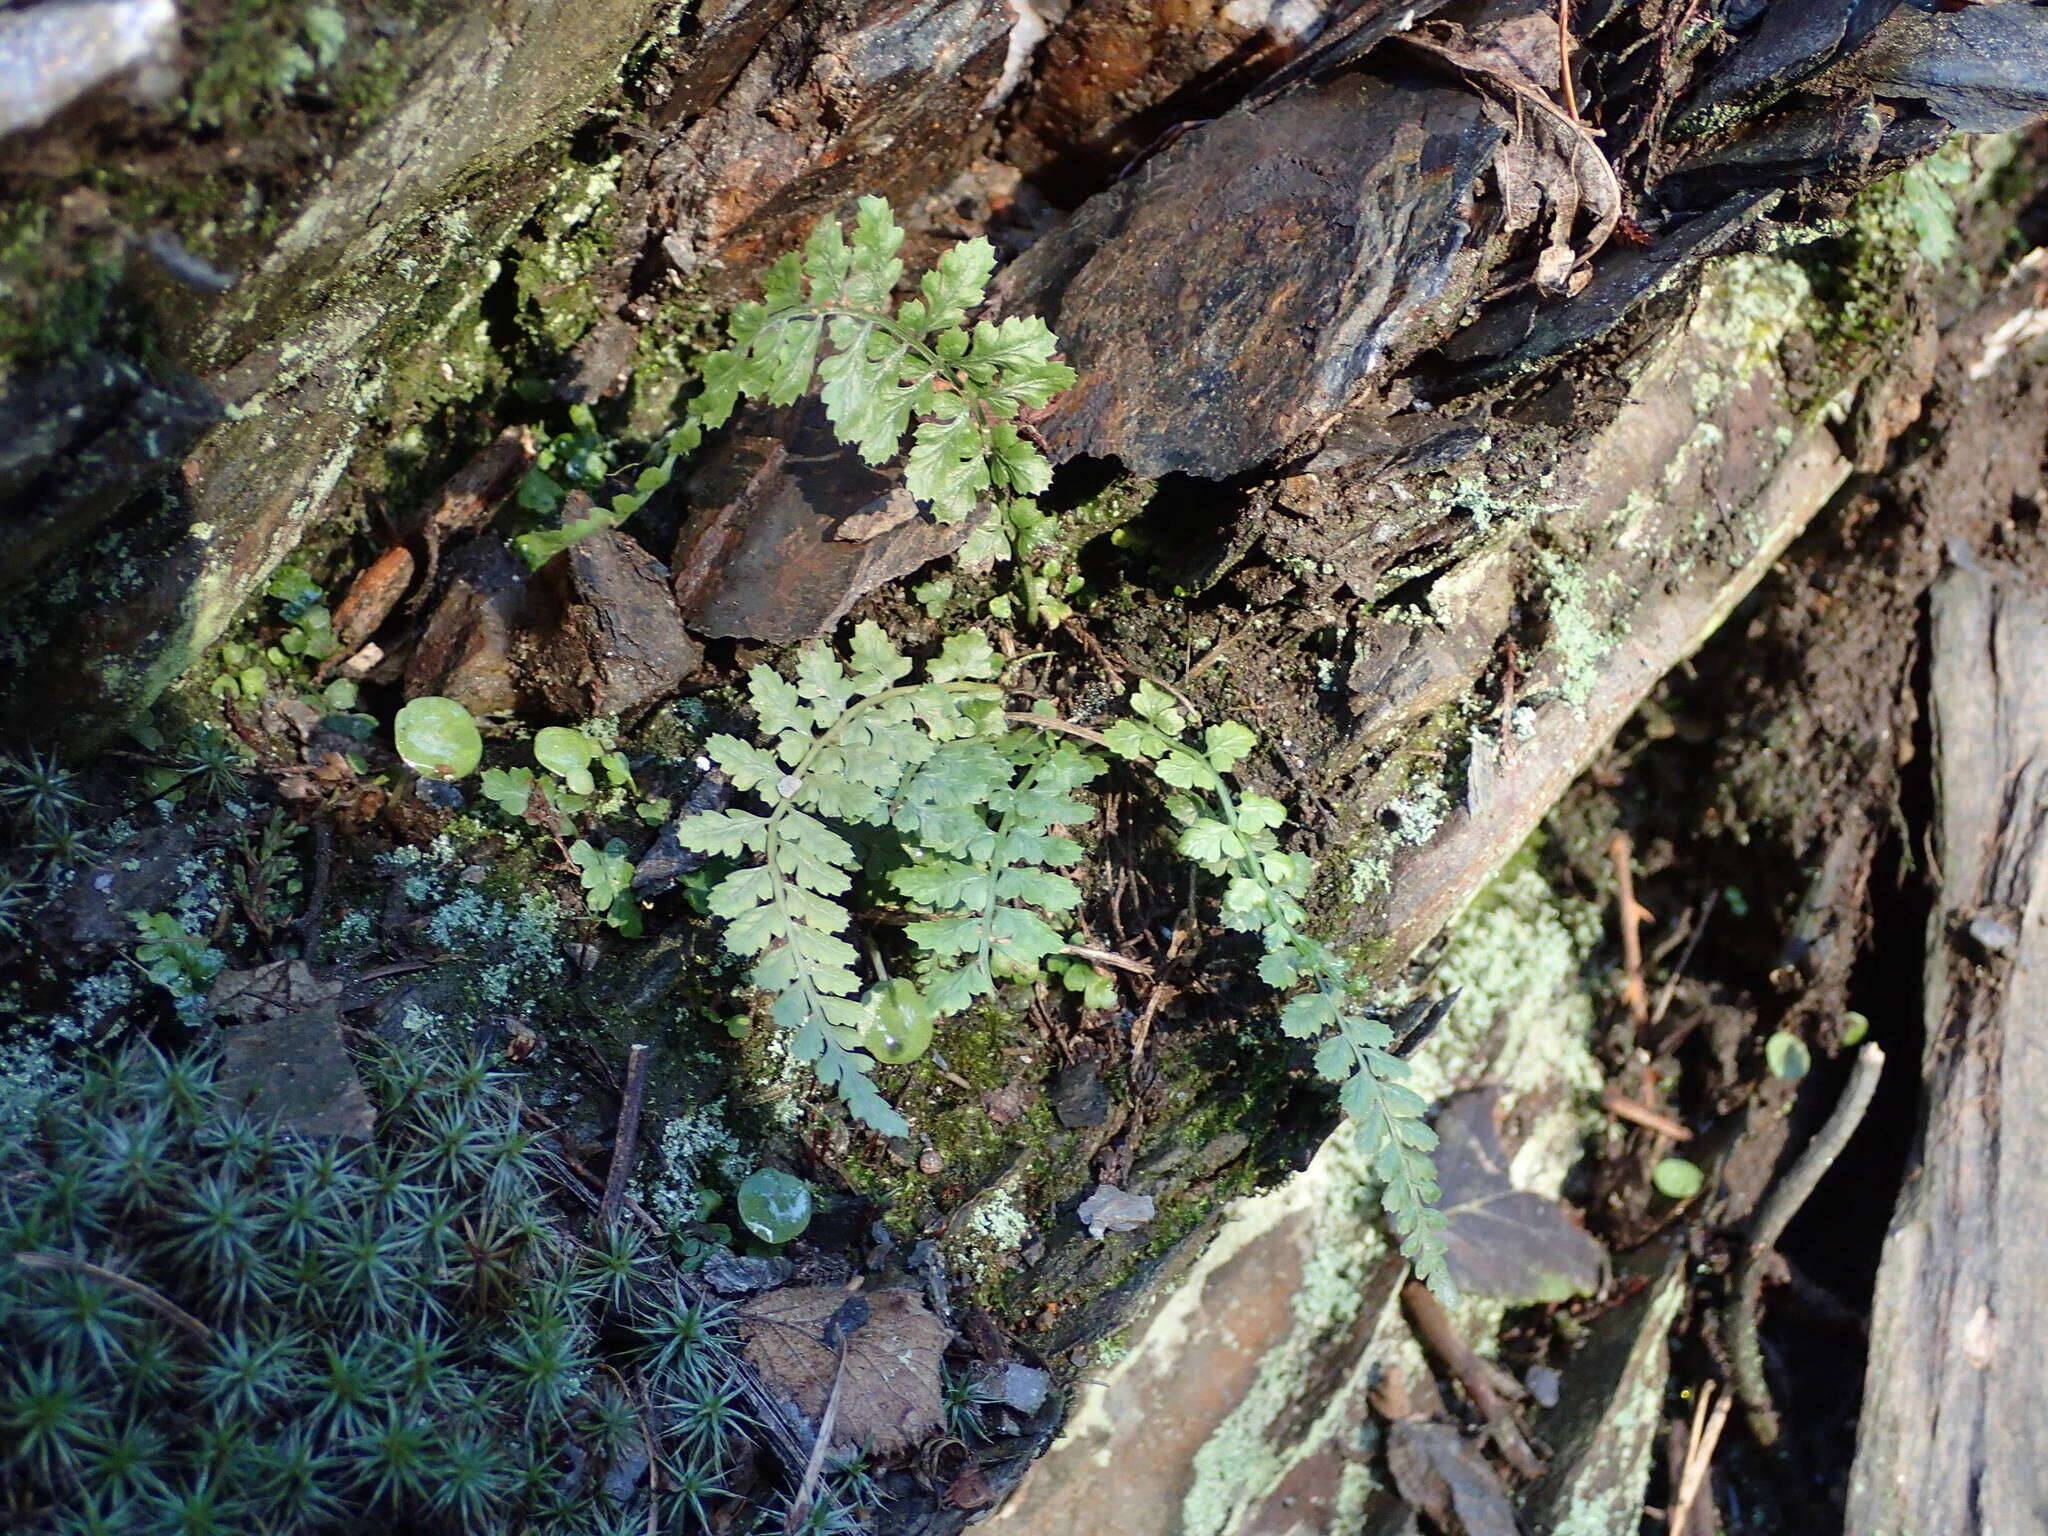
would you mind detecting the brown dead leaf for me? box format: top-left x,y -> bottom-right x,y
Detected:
946,1464 -> 995,1510
1386,1419 -> 1520,1536
209,959 -> 343,1023
740,1286 -> 948,1459
1402,22 -> 1620,299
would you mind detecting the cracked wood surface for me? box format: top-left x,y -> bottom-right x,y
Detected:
1846,559 -> 2048,1536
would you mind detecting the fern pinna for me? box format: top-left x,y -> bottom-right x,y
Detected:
693,195 -> 1075,569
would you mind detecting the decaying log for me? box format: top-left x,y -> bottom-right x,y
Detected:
1846,559 -> 2048,1536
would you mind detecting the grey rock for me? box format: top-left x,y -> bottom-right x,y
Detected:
1050,1061 -> 1109,1129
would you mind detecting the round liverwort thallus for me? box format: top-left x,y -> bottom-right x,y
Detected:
858,979 -> 934,1064
394,696 -> 482,781
736,1168 -> 812,1245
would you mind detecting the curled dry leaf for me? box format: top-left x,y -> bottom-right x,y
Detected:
1401,20 -> 1621,298
739,1286 -> 948,1459
1386,1419 -> 1520,1536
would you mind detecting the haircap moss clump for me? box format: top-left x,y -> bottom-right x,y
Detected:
0,1039 -> 852,1535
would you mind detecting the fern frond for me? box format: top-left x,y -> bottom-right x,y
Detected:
679,623 -> 1004,1135
694,194 -> 1075,537
1103,685 -> 1453,1292
897,733 -> 1100,1014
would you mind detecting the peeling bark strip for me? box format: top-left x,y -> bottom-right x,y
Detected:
1847,561 -> 2048,1536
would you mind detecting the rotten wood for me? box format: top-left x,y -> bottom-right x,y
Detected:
1846,560 -> 2048,1533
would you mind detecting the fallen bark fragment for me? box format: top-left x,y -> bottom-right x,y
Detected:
402,537 -> 536,717
672,402 -> 981,643
1846,559 -> 2048,1536
529,507 -> 704,719
996,70 -> 1502,478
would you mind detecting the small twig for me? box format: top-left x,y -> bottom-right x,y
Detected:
1130,925 -> 1188,1067
1652,890 -> 1718,1028
1667,1381 -> 1732,1531
297,817 -> 333,958
1610,833 -> 1652,1029
1724,1042 -> 1886,1448
1185,618 -> 1258,682
600,1043 -> 652,1227
1601,1087 -> 1692,1141
1003,711 -> 1116,751
787,1333 -> 853,1533
14,1252 -> 215,1343
1402,1279 -> 1543,1478
1557,0 -> 1581,122
1058,943 -> 1153,978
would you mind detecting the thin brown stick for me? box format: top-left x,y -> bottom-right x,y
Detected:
788,1329 -> 854,1533
1667,1381 -> 1732,1531
1002,711 -> 1116,750
1557,0 -> 1581,122
297,816 -> 333,958
1402,1279 -> 1543,1478
1130,925 -> 1187,1067
1059,942 -> 1153,978
1601,1087 -> 1692,1141
600,1043 -> 652,1227
14,1252 -> 215,1342
1185,619 -> 1258,681
1610,832 -> 1652,1028
1652,889 -> 1719,1027
1724,1041 -> 1886,1448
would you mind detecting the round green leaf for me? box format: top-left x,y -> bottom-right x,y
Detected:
394,696 -> 482,781
1764,1031 -> 1811,1080
534,726 -> 599,795
858,979 -> 935,1065
1840,1011 -> 1870,1047
1652,1157 -> 1705,1201
736,1168 -> 812,1245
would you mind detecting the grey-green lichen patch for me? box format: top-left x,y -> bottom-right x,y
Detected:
381,837 -> 572,1013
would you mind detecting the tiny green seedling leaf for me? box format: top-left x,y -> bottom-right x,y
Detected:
1764,1031 -> 1811,1080
535,726 -> 601,796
